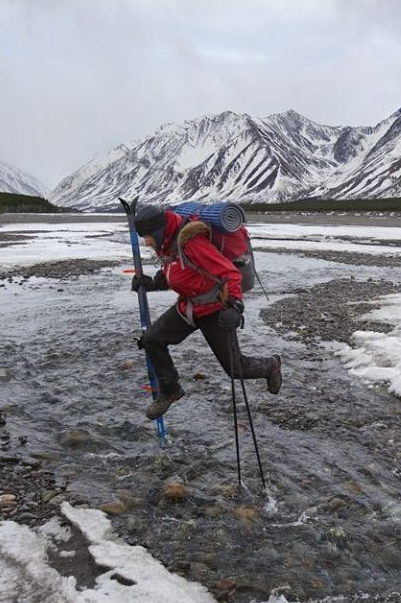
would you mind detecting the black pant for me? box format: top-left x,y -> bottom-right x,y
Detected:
141,304 -> 273,394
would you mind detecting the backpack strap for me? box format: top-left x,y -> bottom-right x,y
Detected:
182,281 -> 228,327
176,219 -> 223,282
177,233 -> 230,303
178,248 -> 223,286
168,218 -> 231,325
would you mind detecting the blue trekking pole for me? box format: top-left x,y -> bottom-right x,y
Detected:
119,196 -> 167,443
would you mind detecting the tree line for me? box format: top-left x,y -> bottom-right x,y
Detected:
241,197 -> 401,212
0,192 -> 67,213
2,191 -> 401,214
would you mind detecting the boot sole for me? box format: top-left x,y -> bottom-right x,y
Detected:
268,354 -> 282,395
146,389 -> 185,420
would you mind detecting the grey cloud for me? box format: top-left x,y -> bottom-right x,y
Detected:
1,0 -> 400,187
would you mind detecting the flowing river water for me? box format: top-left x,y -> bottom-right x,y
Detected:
2,243 -> 401,602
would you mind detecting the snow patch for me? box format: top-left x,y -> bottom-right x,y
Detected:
338,293 -> 401,397
177,141 -> 217,171
0,503 -> 217,602
1,220 -> 401,272
247,223 -> 401,256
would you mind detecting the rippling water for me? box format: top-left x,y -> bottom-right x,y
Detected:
2,251 -> 401,601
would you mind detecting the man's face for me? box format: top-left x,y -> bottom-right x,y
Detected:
143,235 -> 157,250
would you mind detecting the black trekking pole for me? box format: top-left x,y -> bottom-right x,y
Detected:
229,331 -> 266,490
249,244 -> 269,303
227,332 -> 242,489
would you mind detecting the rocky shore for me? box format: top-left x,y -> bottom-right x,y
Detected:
0,412 -> 67,527
254,246 -> 401,267
261,276 -> 401,344
0,258 -> 120,281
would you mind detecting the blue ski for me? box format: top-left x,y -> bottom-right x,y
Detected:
120,196 -> 167,442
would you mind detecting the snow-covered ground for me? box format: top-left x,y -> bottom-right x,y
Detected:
249,223 -> 401,241
249,223 -> 401,255
338,293 -> 401,397
2,219 -> 401,268
0,221 -> 132,267
0,503 -> 218,603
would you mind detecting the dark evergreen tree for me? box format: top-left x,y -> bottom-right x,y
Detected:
0,192 -> 67,213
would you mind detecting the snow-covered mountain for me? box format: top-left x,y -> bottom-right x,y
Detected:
49,109 -> 401,211
0,159 -> 48,197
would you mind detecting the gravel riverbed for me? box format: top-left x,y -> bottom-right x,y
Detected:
261,277 -> 401,344
0,259 -> 120,281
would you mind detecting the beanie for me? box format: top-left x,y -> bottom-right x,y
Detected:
134,205 -> 167,251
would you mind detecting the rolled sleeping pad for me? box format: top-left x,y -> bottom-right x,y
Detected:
172,201 -> 245,233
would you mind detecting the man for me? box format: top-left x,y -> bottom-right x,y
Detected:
131,205 -> 282,420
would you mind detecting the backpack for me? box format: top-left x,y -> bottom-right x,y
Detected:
170,201 -> 256,292
176,215 -> 256,294
209,225 -> 255,293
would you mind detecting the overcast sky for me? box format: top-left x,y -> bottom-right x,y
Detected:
1,0 -> 401,188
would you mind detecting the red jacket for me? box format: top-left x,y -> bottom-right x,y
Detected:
159,211 -> 242,319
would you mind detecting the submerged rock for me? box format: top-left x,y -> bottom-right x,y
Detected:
0,493 -> 17,509
99,501 -> 127,516
33,451 -> 61,462
120,360 -> 136,371
232,505 -> 260,524
192,372 -> 206,381
160,476 -> 188,504
60,429 -> 101,449
0,368 -> 11,382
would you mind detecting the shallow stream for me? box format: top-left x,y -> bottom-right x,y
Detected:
2,250 -> 401,601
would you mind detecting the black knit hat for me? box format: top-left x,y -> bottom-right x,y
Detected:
134,205 -> 167,251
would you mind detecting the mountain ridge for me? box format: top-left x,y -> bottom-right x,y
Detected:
0,159 -> 49,198
49,108 -> 401,211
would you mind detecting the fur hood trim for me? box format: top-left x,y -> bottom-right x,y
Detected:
178,220 -> 211,246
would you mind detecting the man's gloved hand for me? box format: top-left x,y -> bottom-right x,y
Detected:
152,269 -> 169,291
218,298 -> 245,331
131,274 -> 155,292
131,270 -> 169,292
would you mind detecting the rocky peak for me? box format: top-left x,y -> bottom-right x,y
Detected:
389,107 -> 401,119
49,108 -> 401,210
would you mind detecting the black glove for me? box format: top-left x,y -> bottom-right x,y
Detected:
131,273 -> 155,292
152,269 -> 169,291
218,299 -> 245,331
131,270 -> 169,293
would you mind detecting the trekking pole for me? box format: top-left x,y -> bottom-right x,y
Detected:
229,331 -> 266,489
227,332 -> 242,489
254,269 -> 270,303
119,196 -> 167,444
249,244 -> 269,303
